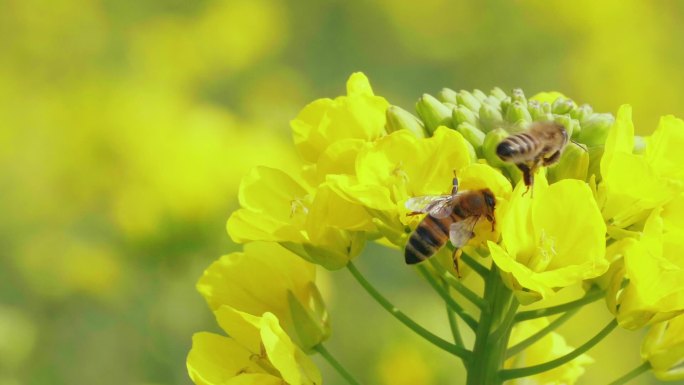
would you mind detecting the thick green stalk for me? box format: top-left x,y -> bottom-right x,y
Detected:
314,344 -> 361,385
466,265 -> 519,385
346,262 -> 471,360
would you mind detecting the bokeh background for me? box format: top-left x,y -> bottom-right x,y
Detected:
2,1 -> 683,384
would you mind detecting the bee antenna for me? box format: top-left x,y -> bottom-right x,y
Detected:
570,139 -> 588,152
452,169 -> 458,177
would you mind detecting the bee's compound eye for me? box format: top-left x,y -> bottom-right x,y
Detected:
496,142 -> 515,158
484,193 -> 495,208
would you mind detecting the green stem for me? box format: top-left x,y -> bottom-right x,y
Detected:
514,288 -> 605,322
416,264 -> 478,330
506,308 -> 579,358
461,252 -> 490,278
446,299 -> 464,347
346,262 -> 471,360
429,259 -> 488,310
314,344 -> 361,385
499,319 -> 618,381
466,264 -> 518,385
607,361 -> 651,385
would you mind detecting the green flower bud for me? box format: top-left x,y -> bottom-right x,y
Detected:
634,135 -> 646,154
528,100 -> 554,122
490,87 -> 508,100
416,94 -> 453,133
511,88 -> 527,105
479,103 -> 504,132
552,97 -> 576,114
386,105 -> 426,138
482,95 -> 502,107
472,89 -> 488,102
547,142 -> 589,183
570,104 -> 593,122
505,101 -> 532,126
288,284 -> 330,351
456,122 -> 486,150
453,105 -> 479,127
553,115 -> 580,139
483,128 -> 510,168
540,101 -> 552,115
457,90 -> 482,112
577,113 -> 615,146
436,88 -> 458,104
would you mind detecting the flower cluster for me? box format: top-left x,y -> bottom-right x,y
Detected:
189,73 -> 684,384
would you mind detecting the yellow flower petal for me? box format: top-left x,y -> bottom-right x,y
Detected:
187,332 -> 282,385
260,313 -> 322,385
641,315 -> 684,381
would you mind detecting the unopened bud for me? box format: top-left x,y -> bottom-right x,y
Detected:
436,88 -> 458,104
490,87 -> 508,100
416,94 -> 453,133
288,285 -> 330,351
528,100 -> 554,122
483,128 -> 510,168
505,101 -> 532,125
547,142 -> 589,182
511,88 -> 527,105
386,105 -> 426,138
456,122 -> 486,149
570,104 -> 593,122
453,105 -> 479,127
577,113 -> 615,146
479,103 -> 504,132
553,115 -> 580,139
540,101 -> 552,115
552,98 -> 576,114
472,89 -> 488,102
457,90 -> 482,112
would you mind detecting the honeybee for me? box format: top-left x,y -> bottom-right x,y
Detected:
496,122 -> 568,188
404,176 -> 496,273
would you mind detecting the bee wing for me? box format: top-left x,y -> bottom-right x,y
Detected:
449,217 -> 479,248
405,195 -> 455,218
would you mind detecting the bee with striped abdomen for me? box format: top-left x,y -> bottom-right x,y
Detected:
496,122 -> 568,189
404,176 -> 496,274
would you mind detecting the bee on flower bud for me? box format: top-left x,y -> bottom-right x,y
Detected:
404,175 -> 496,275
495,122 -> 569,190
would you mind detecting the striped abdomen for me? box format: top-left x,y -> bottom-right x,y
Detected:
405,209 -> 466,264
496,132 -> 542,164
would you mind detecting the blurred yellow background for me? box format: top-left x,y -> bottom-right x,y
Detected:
1,0 -> 682,384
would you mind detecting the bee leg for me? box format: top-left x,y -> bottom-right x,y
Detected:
542,150 -> 562,166
517,163 -> 533,195
452,248 -> 463,278
407,211 -> 422,217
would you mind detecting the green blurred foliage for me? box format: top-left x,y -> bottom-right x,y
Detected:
1,0 -> 681,384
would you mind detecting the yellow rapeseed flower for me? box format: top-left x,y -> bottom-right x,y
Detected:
489,174 -> 608,304
641,314 -> 684,381
227,166 -> 365,269
505,318 -> 594,385
188,308 -> 321,385
617,208 -> 684,329
291,72 -> 389,164
599,105 -> 684,229
197,242 -> 329,350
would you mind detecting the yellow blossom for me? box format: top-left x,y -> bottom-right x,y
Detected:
641,314 -> 684,381
505,318 -> 594,385
291,72 -> 389,164
197,242 -> 329,349
489,175 -> 608,304
598,105 -> 683,228
188,309 -> 321,385
227,166 -> 365,269
617,208 -> 684,329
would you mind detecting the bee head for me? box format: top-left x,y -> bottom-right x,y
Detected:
483,189 -> 496,209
